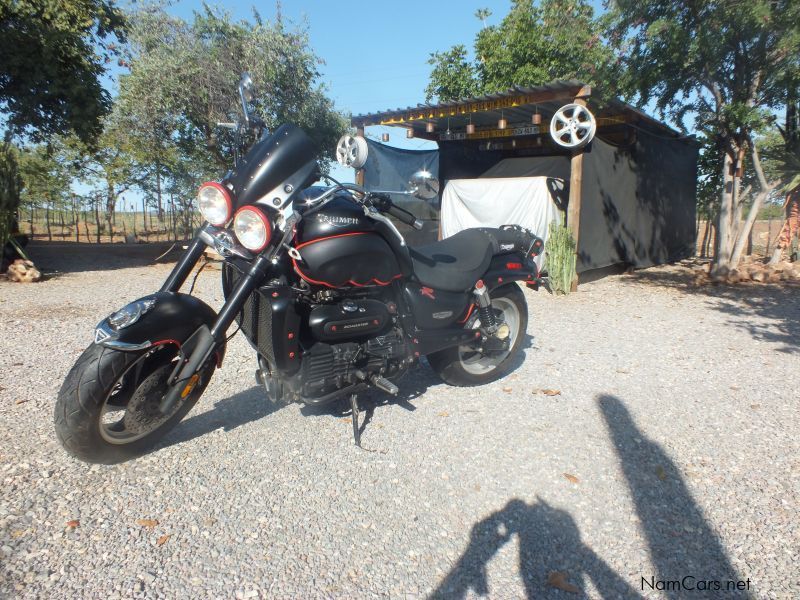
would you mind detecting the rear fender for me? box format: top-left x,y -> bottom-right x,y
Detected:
93,292 -> 226,365
483,252 -> 543,291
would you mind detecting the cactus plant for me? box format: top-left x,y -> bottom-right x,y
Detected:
546,219 -> 577,294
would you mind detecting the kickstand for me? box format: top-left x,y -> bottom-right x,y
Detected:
349,393 -> 361,448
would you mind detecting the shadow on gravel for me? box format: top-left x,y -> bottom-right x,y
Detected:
25,241 -> 179,274
159,386 -> 280,450
430,498 -> 642,599
627,266 -> 800,354
598,395 -> 750,599
432,395 -> 750,599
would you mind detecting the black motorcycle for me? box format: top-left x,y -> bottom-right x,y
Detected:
55,75 -> 544,463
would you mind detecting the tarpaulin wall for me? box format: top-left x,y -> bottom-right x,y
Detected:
578,132 -> 697,271
361,139 -> 439,245
437,135 -> 697,272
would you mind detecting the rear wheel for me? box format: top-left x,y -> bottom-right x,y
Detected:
427,283 -> 528,386
54,343 -> 213,464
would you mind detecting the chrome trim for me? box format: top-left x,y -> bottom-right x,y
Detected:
200,226 -> 254,260
93,320 -> 153,351
104,339 -> 154,351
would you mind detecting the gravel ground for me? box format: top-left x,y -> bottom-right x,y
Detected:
1,243 -> 798,599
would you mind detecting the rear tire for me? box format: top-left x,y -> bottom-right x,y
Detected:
427,283 -> 528,386
54,343 -> 212,464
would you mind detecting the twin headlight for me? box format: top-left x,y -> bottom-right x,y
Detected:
197,182 -> 272,252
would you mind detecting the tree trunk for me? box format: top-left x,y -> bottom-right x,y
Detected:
28,207 -> 34,237
105,183 -> 115,244
94,200 -> 101,244
731,190 -> 769,266
713,149 -> 736,272
83,210 -> 90,242
72,197 -> 79,242
156,167 -> 163,222
700,219 -> 710,258
45,201 -> 52,242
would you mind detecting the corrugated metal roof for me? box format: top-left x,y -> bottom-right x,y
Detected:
351,80 -> 684,139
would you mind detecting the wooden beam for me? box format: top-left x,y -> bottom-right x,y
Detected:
566,90 -> 590,291
355,126 -> 365,186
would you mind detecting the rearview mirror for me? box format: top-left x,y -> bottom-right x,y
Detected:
409,170 -> 440,200
239,73 -> 255,125
239,72 -> 255,102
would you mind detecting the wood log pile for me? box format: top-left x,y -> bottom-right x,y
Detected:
5,259 -> 42,283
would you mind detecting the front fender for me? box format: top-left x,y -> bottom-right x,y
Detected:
93,292 -> 225,364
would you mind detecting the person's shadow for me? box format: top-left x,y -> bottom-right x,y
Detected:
432,394 -> 750,599
431,498 -> 641,599
598,395 -> 748,599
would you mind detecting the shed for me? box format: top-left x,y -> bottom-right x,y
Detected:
351,81 -> 698,287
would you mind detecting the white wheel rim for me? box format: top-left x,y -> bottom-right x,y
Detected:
549,103 -> 596,149
335,135 -> 368,168
458,297 -> 521,375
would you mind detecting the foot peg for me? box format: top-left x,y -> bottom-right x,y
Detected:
371,375 -> 398,395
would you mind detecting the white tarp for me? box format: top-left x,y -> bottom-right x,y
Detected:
441,176 -> 563,270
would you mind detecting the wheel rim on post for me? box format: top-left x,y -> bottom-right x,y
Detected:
458,297 -> 521,375
549,103 -> 597,149
335,134 -> 369,169
98,347 -> 193,445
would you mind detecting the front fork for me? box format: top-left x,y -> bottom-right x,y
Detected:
157,225 -> 275,414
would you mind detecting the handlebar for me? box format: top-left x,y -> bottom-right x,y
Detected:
385,203 -> 423,230
369,193 -> 423,231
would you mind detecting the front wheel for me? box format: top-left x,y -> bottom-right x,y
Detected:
427,283 -> 528,386
54,343 -> 214,464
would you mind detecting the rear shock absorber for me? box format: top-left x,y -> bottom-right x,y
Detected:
473,280 -> 497,332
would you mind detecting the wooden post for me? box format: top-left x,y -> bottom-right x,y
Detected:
566,85 -> 591,291
355,125 -> 365,186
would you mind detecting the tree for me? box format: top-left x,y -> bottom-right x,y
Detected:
426,0 -> 614,102
0,139 -> 21,252
119,5 -> 347,172
0,0 -> 126,144
67,118 -> 142,243
18,142 -> 73,241
607,0 -> 800,272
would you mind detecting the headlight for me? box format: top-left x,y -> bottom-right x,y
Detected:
198,182 -> 232,226
107,297 -> 157,331
233,207 -> 272,252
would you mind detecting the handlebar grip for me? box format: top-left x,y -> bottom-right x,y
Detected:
387,204 -> 424,230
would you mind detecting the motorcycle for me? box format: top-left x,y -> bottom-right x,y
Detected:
54,74 -> 544,463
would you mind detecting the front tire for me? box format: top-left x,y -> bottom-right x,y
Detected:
54,343 -> 213,464
427,283 -> 528,386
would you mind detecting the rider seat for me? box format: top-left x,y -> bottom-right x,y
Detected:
409,229 -> 495,292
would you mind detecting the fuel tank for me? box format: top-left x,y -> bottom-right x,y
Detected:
293,197 -> 402,288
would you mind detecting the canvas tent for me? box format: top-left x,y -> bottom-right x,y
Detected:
354,81 -> 698,285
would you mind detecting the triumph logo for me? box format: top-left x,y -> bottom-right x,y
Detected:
500,243 -> 515,251
317,214 -> 360,227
